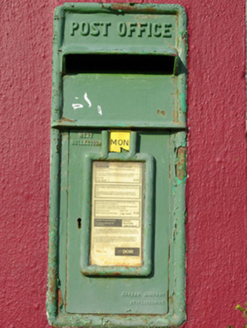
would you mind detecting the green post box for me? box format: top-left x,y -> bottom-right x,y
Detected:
47,3 -> 187,327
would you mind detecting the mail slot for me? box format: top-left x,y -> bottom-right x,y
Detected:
47,3 -> 187,327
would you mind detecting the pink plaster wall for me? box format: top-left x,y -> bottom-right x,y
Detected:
0,0 -> 246,327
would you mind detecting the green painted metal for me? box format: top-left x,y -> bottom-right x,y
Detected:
47,3 -> 187,327
50,2 -> 187,129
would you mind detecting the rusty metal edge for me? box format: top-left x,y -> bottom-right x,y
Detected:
46,4 -> 63,325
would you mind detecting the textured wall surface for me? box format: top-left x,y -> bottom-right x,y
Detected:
0,0 -> 246,327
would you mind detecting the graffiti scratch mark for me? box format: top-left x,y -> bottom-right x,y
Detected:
84,93 -> 92,108
97,105 -> 103,115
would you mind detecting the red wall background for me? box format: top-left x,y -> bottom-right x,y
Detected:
0,0 -> 246,327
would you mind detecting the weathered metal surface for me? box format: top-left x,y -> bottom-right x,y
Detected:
176,147 -> 187,182
47,3 -> 187,327
50,3 -> 187,129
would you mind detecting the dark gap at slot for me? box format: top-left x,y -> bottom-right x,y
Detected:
65,54 -> 175,75
77,218 -> 82,229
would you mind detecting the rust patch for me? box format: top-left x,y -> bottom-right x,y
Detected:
48,266 -> 57,294
47,264 -> 58,320
57,288 -> 63,313
58,117 -> 75,123
175,147 -> 186,180
157,109 -> 166,116
111,272 -> 123,276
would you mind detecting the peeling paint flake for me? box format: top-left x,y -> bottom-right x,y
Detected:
72,103 -> 83,110
97,105 -> 103,116
179,93 -> 186,113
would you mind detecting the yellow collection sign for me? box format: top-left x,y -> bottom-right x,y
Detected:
109,130 -> 131,152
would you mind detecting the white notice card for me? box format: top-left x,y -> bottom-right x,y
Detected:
90,161 -> 143,267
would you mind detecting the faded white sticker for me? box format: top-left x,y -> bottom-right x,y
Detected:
90,161 -> 143,267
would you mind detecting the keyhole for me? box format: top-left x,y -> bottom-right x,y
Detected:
77,218 -> 81,229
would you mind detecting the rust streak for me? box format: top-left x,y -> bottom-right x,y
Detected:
57,288 -> 63,313
58,117 -> 75,123
176,147 -> 186,180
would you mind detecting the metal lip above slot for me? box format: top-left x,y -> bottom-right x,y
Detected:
61,46 -> 178,57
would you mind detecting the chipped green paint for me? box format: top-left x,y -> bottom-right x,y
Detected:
47,3 -> 187,327
174,176 -> 187,186
179,93 -> 187,113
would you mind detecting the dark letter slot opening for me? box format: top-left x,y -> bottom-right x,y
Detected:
64,54 -> 175,75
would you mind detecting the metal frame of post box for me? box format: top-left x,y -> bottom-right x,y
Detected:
80,131 -> 155,277
47,3 -> 187,327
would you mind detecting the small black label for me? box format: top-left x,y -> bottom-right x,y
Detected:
115,248 -> 140,256
94,219 -> 122,227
